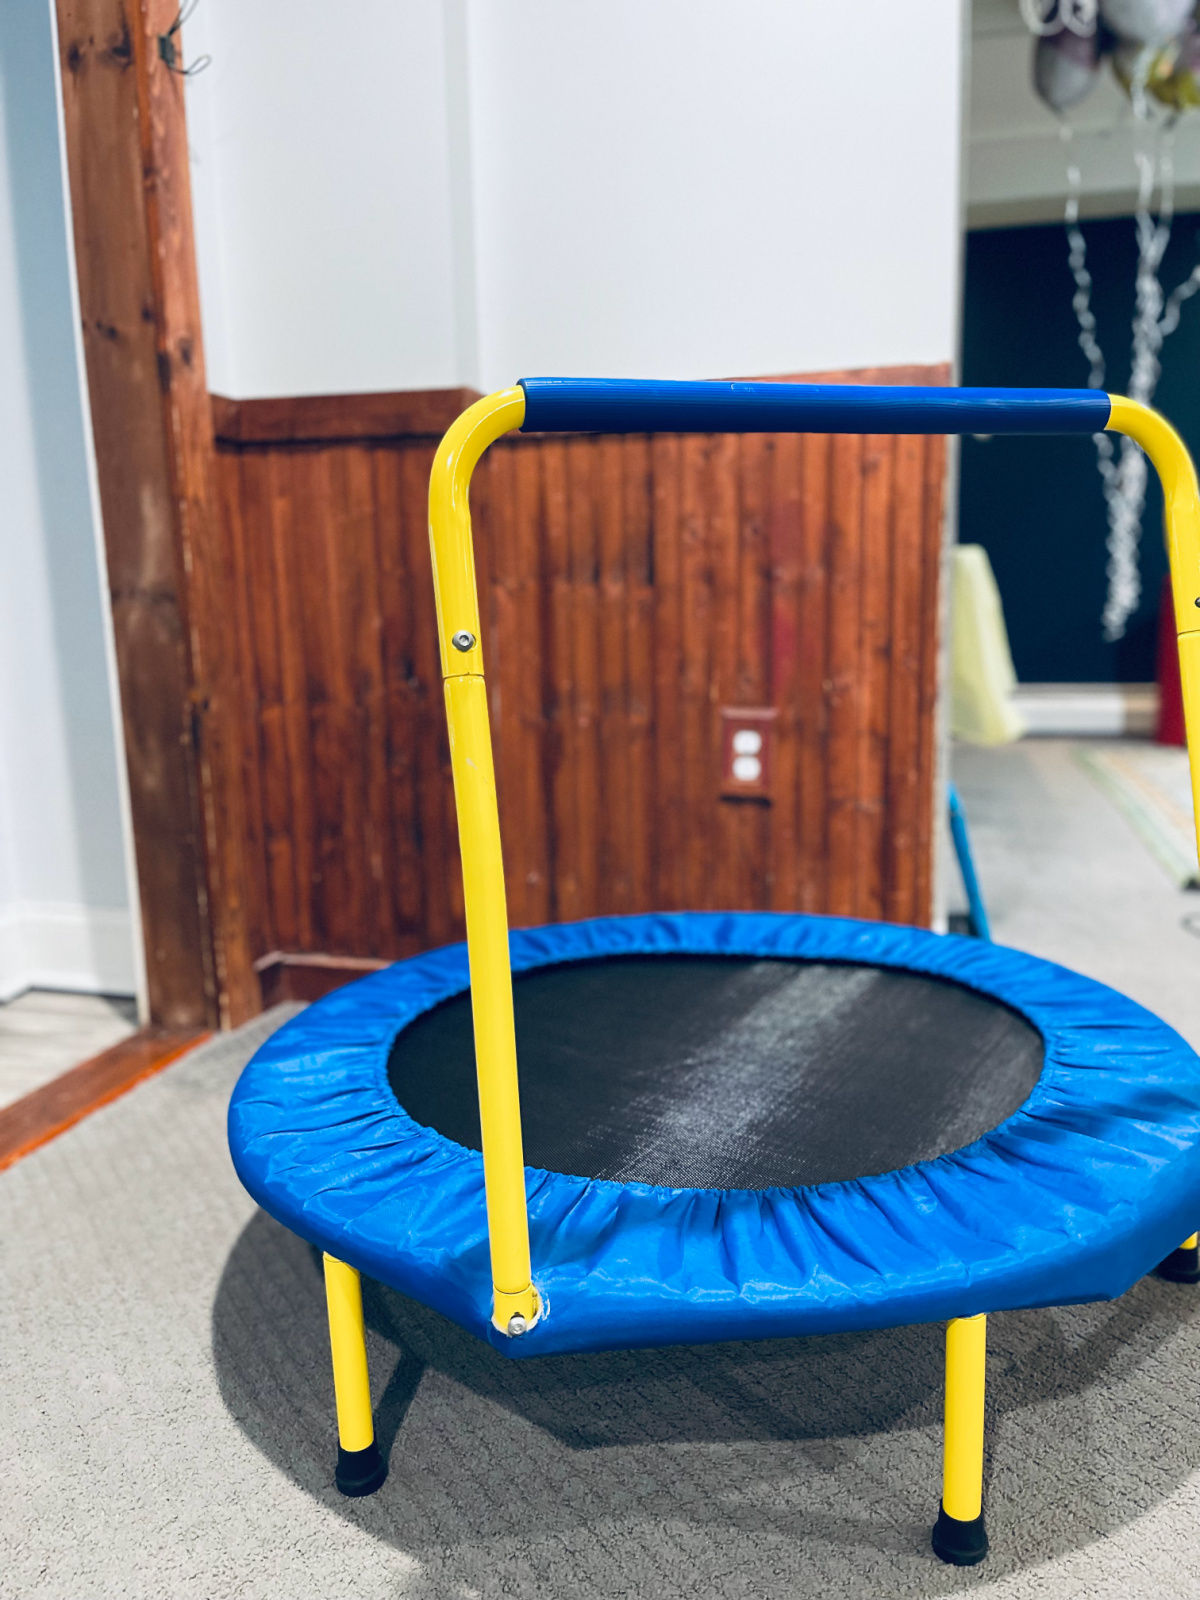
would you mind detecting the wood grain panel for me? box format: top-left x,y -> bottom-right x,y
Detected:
56,0 -> 258,1026
211,388 -> 482,445
211,364 -> 949,982
60,5 -> 944,1026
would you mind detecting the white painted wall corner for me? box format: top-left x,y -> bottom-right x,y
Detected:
0,902 -> 137,1003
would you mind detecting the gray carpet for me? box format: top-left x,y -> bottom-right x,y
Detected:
4,742 -> 1200,1597
950,739 -> 1200,1051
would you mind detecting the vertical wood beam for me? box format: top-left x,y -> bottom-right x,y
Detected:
55,0 -> 257,1025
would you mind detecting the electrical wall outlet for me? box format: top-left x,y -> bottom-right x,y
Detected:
719,707 -> 777,799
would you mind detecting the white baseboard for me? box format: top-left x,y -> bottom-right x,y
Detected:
0,902 -> 137,1002
1011,683 -> 1158,739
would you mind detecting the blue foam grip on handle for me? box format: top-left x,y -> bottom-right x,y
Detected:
517,378 -> 1112,437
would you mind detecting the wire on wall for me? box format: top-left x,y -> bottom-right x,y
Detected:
158,0 -> 210,78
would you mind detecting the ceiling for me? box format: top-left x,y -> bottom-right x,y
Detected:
966,0 -> 1200,226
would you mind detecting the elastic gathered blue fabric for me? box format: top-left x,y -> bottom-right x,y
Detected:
516,378 -> 1112,437
227,912 -> 1200,1358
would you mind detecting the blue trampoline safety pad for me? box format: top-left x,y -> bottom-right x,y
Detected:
228,912 -> 1200,1357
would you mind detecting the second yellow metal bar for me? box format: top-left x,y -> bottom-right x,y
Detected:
444,672 -> 538,1329
1106,397 -> 1200,863
323,1254 -> 375,1451
323,1254 -> 388,1495
427,386 -> 538,1334
943,1313 -> 987,1522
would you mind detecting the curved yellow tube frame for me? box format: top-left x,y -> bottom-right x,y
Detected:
1107,396 -> 1200,857
428,386 -> 537,1335
428,387 -> 1200,1339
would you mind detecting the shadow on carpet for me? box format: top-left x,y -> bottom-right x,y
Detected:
213,1208 -> 1200,1597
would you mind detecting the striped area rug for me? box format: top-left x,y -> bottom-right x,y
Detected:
1075,743 -> 1200,890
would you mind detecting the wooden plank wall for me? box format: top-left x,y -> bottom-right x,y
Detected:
56,0 -> 256,1027
211,367 -> 948,985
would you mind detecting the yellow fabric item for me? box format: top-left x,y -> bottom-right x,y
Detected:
951,544 -> 1026,746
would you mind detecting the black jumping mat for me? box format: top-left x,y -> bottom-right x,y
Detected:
386,956 -> 1045,1190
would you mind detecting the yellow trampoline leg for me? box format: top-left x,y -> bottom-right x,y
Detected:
323,1254 -> 387,1496
932,1314 -> 989,1566
1157,1232 -> 1200,1283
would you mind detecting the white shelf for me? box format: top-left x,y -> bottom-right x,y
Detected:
1011,683 -> 1158,738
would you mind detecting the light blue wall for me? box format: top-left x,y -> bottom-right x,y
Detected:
0,1 -> 136,996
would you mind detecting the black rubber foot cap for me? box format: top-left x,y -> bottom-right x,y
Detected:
1156,1243 -> 1200,1284
336,1441 -> 387,1497
932,1503 -> 989,1566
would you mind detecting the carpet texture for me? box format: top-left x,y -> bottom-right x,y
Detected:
4,990 -> 1200,1598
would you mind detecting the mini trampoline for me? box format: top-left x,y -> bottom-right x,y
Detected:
229,380 -> 1200,1567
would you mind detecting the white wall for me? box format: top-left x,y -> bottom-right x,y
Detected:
467,3 -> 963,387
0,3 -> 138,1000
185,1 -> 468,398
187,0 -> 965,398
